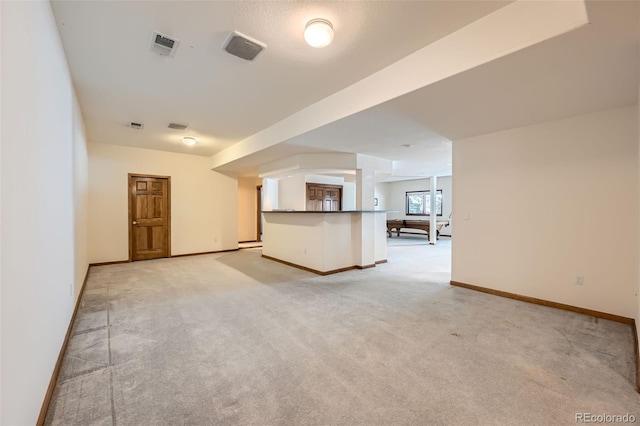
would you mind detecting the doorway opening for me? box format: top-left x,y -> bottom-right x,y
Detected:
256,185 -> 263,242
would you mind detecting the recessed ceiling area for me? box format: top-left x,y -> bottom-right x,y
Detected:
50,0 -> 510,157
377,0 -> 639,144
214,0 -> 638,179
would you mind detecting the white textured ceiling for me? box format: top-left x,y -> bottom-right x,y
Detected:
237,0 -> 637,178
51,1 -> 639,181
378,0 -> 639,144
282,106 -> 453,178
51,0 -> 509,157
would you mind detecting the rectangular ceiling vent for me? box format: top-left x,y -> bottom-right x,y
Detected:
223,31 -> 266,61
168,123 -> 188,130
129,122 -> 144,130
150,31 -> 180,57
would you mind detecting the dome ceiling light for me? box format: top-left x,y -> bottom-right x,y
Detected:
304,19 -> 334,48
182,137 -> 197,146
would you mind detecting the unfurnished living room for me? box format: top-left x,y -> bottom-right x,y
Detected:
2,0 -> 640,425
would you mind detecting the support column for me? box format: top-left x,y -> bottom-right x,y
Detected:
355,168 -> 376,267
429,176 -> 437,245
356,168 -> 375,210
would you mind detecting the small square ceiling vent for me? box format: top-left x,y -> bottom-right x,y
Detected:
223,31 -> 265,61
150,31 -> 179,57
168,123 -> 188,130
129,122 -> 144,130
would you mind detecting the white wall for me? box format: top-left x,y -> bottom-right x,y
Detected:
262,178 -> 279,211
278,174 -> 306,210
382,176 -> 453,236
73,95 -> 89,299
374,183 -> 389,211
453,106 -> 638,318
0,0 -> 3,416
637,33 -> 640,354
306,174 -> 344,185
88,143 -> 238,262
343,182 -> 356,210
1,1 -> 89,423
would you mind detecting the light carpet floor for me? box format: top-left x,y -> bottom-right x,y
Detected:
45,239 -> 639,425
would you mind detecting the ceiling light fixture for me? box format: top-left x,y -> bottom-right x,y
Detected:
304,19 -> 334,48
182,137 -> 197,146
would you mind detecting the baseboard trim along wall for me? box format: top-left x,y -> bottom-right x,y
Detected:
450,281 -> 633,324
171,248 -> 239,258
89,259 -> 129,267
90,249 -> 241,266
37,266 -> 91,425
357,264 -> 376,270
262,255 -> 384,276
392,230 -> 451,238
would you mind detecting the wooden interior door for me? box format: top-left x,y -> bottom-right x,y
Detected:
129,174 -> 170,261
306,186 -> 324,211
324,187 -> 341,211
306,184 -> 342,212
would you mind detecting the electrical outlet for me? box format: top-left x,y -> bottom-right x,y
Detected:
575,276 -> 584,286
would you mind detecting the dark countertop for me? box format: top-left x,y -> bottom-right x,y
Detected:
262,210 -> 394,214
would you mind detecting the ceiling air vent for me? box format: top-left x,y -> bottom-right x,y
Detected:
129,122 -> 144,130
150,31 -> 180,57
168,123 -> 188,130
223,31 -> 265,61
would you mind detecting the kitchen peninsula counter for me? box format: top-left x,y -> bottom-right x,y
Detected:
261,210 -> 389,275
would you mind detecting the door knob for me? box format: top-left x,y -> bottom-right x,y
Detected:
132,221 -> 138,225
